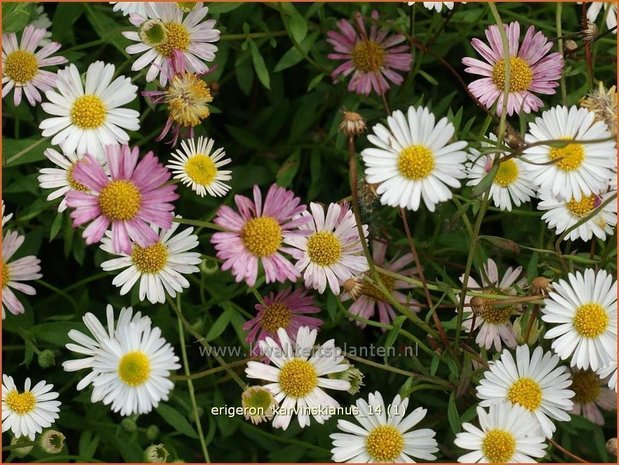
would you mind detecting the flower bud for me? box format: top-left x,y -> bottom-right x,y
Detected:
531,276 -> 551,296
607,437 -> 617,456
339,111 -> 366,138
328,361 -> 365,395
564,39 -> 578,56
38,349 -> 56,369
145,444 -> 169,463
469,296 -> 486,316
39,430 -> 65,454
146,425 -> 160,441
513,314 -> 541,345
200,257 -> 219,276
121,417 -> 138,432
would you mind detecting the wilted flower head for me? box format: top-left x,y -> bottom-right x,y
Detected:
241,386 -> 277,425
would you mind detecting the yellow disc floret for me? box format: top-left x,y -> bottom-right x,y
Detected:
98,180 -> 142,221
2,262 -> 10,288
278,358 -> 318,398
241,216 -> 282,257
398,145 -> 435,180
571,370 -> 601,404
365,425 -> 405,462
67,163 -> 89,192
4,50 -> 38,84
351,40 -> 384,73
307,231 -> 342,267
165,73 -> 213,128
131,242 -> 169,273
260,303 -> 292,333
5,390 -> 36,415
494,159 -> 519,187
549,142 -> 585,171
482,429 -> 516,463
118,351 -> 151,386
492,56 -> 533,92
156,22 -> 190,57
71,95 -> 107,129
566,195 -> 596,218
184,154 -> 217,186
507,377 -> 543,411
573,303 -> 608,338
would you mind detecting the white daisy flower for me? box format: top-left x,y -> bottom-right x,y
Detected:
123,2 -> 220,86
476,344 -> 575,438
586,2 -> 617,34
523,105 -> 616,201
2,25 -> 66,106
597,357 -> 617,392
288,202 -> 369,295
245,326 -> 351,430
2,375 -> 61,440
330,391 -> 438,463
109,1 -> 156,17
569,369 -> 616,425
361,106 -> 468,212
167,136 -> 232,197
37,148 -> 92,212
459,258 -> 525,352
90,318 -> 181,416
541,268 -> 617,372
29,6 -> 52,45
2,230 -> 42,319
2,200 -> 12,227
454,403 -> 547,463
466,135 -> 536,211
62,304 -> 147,390
100,221 -> 202,304
537,189 -> 616,242
39,61 -> 140,159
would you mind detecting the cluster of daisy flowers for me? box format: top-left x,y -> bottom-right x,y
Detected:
1,2 -> 617,461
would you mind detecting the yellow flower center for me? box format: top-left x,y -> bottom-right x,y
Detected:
131,242 -> 168,273
2,262 -> 10,288
184,154 -> 217,186
365,425 -> 404,462
398,145 -> 435,180
166,73 -> 213,128
242,386 -> 274,410
71,95 -> 107,129
507,377 -> 543,411
566,195 -> 596,218
482,429 -> 516,463
278,358 -> 318,398
260,303 -> 292,333
571,370 -> 601,404
67,163 -> 89,192
241,216 -> 282,257
492,56 -> 533,92
361,274 -> 396,302
4,50 -> 39,84
482,302 -> 514,324
5,390 -> 36,415
156,22 -> 190,57
573,303 -> 608,338
493,159 -> 519,187
549,142 -> 585,172
307,231 -> 342,267
350,40 -> 385,73
118,351 -> 151,386
98,179 -> 142,221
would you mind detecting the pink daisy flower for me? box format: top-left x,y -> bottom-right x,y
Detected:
288,202 -> 369,295
2,25 -> 67,106
327,10 -> 412,96
459,258 -> 525,351
211,184 -> 309,287
462,21 -> 563,115
65,144 -> 178,254
2,230 -> 42,318
569,369 -> 616,426
243,288 -> 323,356
342,240 -> 419,329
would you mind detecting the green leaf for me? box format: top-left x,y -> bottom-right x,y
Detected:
156,404 -> 199,439
208,2 -> 243,14
49,213 -> 64,242
430,354 -> 440,376
447,393 -> 461,434
205,305 -> 233,342
471,163 -> 498,198
83,3 -> 130,57
385,315 -> 407,348
274,47 -> 303,73
276,151 -> 300,188
31,322 -> 81,347
2,3 -> 35,33
307,73 -> 325,91
3,138 -> 49,167
248,40 -> 270,89
287,7 -> 308,43
52,3 -> 84,43
480,235 -> 521,254
78,431 -> 100,459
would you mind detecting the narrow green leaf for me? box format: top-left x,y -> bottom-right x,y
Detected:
156,404 -> 199,439
471,164 -> 498,198
205,306 -> 233,342
276,151 -> 301,188
447,393 -> 461,434
248,40 -> 270,89
2,3 -> 34,33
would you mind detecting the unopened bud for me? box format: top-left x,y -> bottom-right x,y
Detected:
329,361 -> 365,395
470,296 -> 486,315
145,444 -> 169,463
583,21 -> 598,43
564,39 -> 578,56
146,425 -> 160,441
200,257 -> 219,276
10,436 -> 33,458
38,349 -> 56,369
121,418 -> 138,432
513,314 -> 541,345
343,277 -> 363,300
39,430 -> 65,454
339,111 -> 366,138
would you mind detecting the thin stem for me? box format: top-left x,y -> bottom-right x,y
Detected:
5,138 -> 48,166
176,302 -> 210,462
174,217 -> 226,231
399,209 -> 448,347
220,31 -> 288,41
555,3 -> 568,105
549,439 -> 589,463
170,359 -> 252,381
